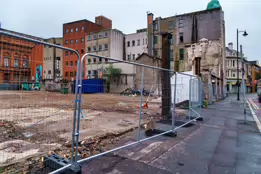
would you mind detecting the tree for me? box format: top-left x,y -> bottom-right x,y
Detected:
104,65 -> 122,93
256,73 -> 261,80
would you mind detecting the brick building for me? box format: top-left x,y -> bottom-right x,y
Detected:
0,28 -> 44,87
63,16 -> 112,81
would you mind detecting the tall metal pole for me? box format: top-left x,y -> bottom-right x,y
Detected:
240,45 -> 246,123
237,29 -> 240,100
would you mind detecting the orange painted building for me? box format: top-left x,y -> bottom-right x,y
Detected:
0,28 -> 44,84
251,64 -> 261,92
63,16 -> 112,80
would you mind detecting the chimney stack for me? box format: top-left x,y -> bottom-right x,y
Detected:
228,42 -> 233,50
147,12 -> 154,56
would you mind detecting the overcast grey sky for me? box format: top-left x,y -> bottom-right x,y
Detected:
0,0 -> 259,61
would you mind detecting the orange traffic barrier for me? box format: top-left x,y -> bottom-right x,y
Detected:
137,102 -> 148,109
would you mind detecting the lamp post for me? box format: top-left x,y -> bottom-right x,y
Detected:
237,29 -> 248,100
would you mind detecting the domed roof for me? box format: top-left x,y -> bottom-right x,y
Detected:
207,0 -> 221,10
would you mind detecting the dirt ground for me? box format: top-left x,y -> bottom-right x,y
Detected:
0,90 -> 187,173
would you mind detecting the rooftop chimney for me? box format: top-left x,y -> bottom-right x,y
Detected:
228,42 -> 233,50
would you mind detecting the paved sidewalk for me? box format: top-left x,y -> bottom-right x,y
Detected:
81,95 -> 261,174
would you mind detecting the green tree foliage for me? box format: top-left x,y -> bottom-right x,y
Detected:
104,65 -> 122,92
256,73 -> 261,80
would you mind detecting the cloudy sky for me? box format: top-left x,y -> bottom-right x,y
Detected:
0,0 -> 259,61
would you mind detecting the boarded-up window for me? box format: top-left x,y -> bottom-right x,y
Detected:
195,57 -> 201,76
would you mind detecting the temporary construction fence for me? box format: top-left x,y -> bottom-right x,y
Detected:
0,29 -> 81,173
0,29 -> 203,173
51,54 -> 203,173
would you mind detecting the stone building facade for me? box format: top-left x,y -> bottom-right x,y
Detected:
147,6 -> 226,100
43,37 -> 63,81
135,53 -> 161,93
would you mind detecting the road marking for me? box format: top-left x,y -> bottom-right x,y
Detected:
248,98 -> 259,110
247,99 -> 261,132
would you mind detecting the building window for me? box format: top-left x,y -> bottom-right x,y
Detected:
23,60 -> 28,68
105,58 -> 108,63
70,61 -> 73,66
153,23 -> 158,31
66,61 -> 68,66
132,40 -> 135,46
195,57 -> 201,76
154,49 -> 158,56
48,70 -> 51,75
81,49 -> 84,54
232,72 -> 235,77
104,44 -> 108,50
70,72 -> 73,77
65,72 -> 68,77
104,32 -> 108,38
137,39 -> 140,46
179,19 -> 184,28
71,28 -> 73,33
93,70 -> 97,76
132,54 -> 135,60
170,35 -> 173,44
65,40 -> 68,45
88,70 -> 91,75
93,34 -> 97,40
170,50 -> 173,61
98,32 -> 102,38
169,21 -> 174,29
82,26 -> 84,31
66,29 -> 69,34
65,51 -> 68,56
233,60 -> 235,67
75,39 -> 78,44
88,35 -> 91,41
99,45 -> 102,51
81,38 -> 84,43
76,28 -> 78,32
179,32 -> 184,43
179,48 -> 184,60
70,51 -> 73,55
14,59 -> 19,68
127,54 -> 130,60
88,59 -> 91,64
87,47 -> 91,52
93,58 -> 96,63
138,53 -> 141,57
153,36 -> 158,44
70,39 -> 73,44
93,46 -> 96,51
99,58 -> 102,63
4,58 -> 9,67
127,41 -> 130,47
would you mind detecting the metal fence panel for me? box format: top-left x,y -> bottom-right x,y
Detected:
56,54 -> 203,173
0,30 -> 81,173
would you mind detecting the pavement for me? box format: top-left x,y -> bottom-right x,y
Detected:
79,94 -> 261,174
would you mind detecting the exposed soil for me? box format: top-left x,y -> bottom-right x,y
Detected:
0,91 -> 187,173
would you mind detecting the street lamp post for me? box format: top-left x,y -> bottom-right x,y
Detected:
237,29 -> 248,101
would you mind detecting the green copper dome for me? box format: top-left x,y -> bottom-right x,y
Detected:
207,0 -> 221,10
